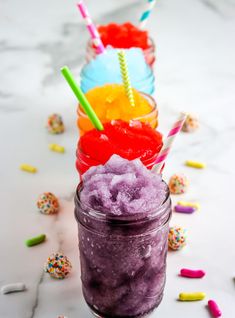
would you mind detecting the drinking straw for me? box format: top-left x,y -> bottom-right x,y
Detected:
152,113 -> 187,174
118,50 -> 135,107
61,66 -> 104,131
139,0 -> 156,30
77,1 -> 105,54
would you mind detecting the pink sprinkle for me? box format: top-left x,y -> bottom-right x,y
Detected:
180,268 -> 206,278
175,205 -> 195,214
208,300 -> 222,317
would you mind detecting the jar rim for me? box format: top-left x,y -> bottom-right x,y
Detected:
74,181 -> 171,224
77,90 -> 157,121
87,36 -> 155,52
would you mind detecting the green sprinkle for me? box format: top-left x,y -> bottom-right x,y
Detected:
25,234 -> 46,247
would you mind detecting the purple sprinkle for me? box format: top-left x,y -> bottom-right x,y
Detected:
174,205 -> 195,214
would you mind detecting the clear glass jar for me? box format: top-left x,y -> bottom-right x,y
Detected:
86,37 -> 156,69
76,145 -> 160,177
77,91 -> 158,136
74,183 -> 171,318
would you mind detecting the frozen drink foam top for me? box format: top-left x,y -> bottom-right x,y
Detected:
80,155 -> 167,216
79,120 -> 163,164
98,22 -> 149,49
82,84 -> 153,122
80,48 -> 154,95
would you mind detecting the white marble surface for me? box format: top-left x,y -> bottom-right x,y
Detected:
0,0 -> 235,317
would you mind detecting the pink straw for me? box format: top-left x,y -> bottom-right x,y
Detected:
152,113 -> 187,174
77,1 -> 105,54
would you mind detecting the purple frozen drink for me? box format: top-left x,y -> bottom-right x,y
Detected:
74,155 -> 172,317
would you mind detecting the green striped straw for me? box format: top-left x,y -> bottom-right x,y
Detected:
61,66 -> 104,131
139,0 -> 156,29
118,50 -> 135,107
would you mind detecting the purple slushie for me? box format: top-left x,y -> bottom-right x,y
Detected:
75,155 -> 171,317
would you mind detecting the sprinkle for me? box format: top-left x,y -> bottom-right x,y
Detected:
174,205 -> 195,214
185,160 -> 206,169
177,201 -> 200,210
49,144 -> 65,153
179,292 -> 206,301
44,252 -> 72,279
180,268 -> 206,278
208,300 -> 222,317
20,164 -> 37,173
25,234 -> 46,247
1,283 -> 26,294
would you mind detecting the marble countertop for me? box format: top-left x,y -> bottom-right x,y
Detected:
0,0 -> 235,317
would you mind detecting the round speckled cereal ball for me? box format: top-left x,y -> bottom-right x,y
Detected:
182,114 -> 199,133
168,226 -> 187,250
44,252 -> 72,279
168,174 -> 189,194
47,113 -> 64,134
37,192 -> 59,215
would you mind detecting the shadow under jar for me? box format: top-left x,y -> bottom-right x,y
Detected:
74,183 -> 172,318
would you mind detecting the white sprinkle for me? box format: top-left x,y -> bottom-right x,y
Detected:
1,283 -> 26,294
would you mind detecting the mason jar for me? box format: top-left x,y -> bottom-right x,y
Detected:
77,91 -> 158,136
74,183 -> 171,317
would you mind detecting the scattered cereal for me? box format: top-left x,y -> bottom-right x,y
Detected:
168,174 -> 189,194
182,114 -> 199,133
168,226 -> 187,250
37,192 -> 59,215
47,114 -> 64,134
44,252 -> 72,279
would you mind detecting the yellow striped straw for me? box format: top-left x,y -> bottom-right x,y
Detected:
118,50 -> 135,107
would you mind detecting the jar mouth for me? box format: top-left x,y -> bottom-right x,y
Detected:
87,36 -> 155,52
77,90 -> 157,122
74,182 -> 171,224
80,67 -> 154,84
76,142 -> 160,170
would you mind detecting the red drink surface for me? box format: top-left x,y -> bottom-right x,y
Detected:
78,120 -> 163,174
98,22 -> 149,50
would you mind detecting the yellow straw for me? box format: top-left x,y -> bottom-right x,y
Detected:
118,50 -> 135,107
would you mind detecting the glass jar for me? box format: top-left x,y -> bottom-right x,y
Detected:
74,183 -> 172,318
86,37 -> 156,69
77,91 -> 158,136
76,145 -> 160,177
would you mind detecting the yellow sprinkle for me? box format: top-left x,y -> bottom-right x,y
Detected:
179,292 -> 206,301
177,201 -> 200,210
49,144 -> 65,153
185,160 -> 206,169
20,164 -> 37,173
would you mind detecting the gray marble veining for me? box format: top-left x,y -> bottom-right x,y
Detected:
0,0 -> 235,317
